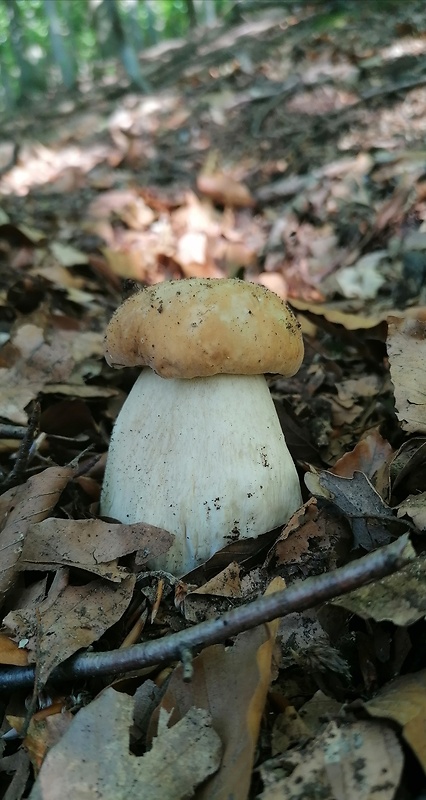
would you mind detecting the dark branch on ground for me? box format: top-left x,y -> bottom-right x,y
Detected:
0,534 -> 414,692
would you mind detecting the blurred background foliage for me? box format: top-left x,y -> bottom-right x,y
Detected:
0,0 -> 250,111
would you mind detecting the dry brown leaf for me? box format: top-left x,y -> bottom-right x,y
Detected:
271,706 -> 312,755
197,172 -> 254,207
329,397 -> 363,427
0,323 -> 104,424
291,299 -> 426,331
189,562 -> 242,598
365,669 -> 426,773
387,317 -> 426,433
332,430 -> 393,490
298,690 -> 343,738
397,492 -> 426,531
183,562 -> 243,622
0,632 -> 29,666
29,689 -> 221,800
331,547 -> 422,627
151,577 -> 284,800
0,466 -> 75,604
259,720 -> 403,800
20,517 -> 174,579
268,498 -> 351,577
305,471 -> 397,549
23,711 -> 74,775
290,297 -> 386,329
4,571 -> 136,684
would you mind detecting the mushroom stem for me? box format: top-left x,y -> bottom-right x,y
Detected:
101,369 -> 302,575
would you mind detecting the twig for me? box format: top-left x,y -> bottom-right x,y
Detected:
1,402 -> 41,491
0,534 -> 413,692
0,424 -> 27,440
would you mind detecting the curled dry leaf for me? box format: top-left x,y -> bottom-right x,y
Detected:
289,297 -> 387,330
387,317 -> 426,434
0,466 -> 75,604
20,517 -> 174,580
5,573 -> 136,685
183,562 -> 243,623
332,430 -> 393,497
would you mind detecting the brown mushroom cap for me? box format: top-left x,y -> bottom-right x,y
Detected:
104,278 -> 304,379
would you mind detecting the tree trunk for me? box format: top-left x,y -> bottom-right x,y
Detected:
43,0 -> 76,89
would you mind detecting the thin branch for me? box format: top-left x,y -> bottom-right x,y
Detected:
0,534 -> 414,692
0,424 -> 27,440
1,402 -> 40,491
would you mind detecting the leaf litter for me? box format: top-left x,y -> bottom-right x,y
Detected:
2,2 -> 426,797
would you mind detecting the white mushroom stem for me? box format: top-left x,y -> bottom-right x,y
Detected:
101,369 -> 302,576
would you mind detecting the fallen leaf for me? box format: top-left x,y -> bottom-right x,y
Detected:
365,669 -> 426,773
23,710 -> 74,775
20,517 -> 174,579
0,633 -> 29,666
332,548 -> 423,627
150,577 -> 284,800
183,562 -> 242,623
197,172 -> 254,207
29,689 -> 221,800
387,316 -> 426,433
291,298 -> 426,331
0,466 -> 75,604
0,323 -> 104,424
333,251 -> 388,300
268,498 -> 351,578
4,571 -> 136,684
259,720 -> 403,800
397,492 -> 426,531
332,430 -> 393,495
271,706 -> 311,755
0,749 -> 30,800
298,690 -> 343,737
305,470 -> 397,549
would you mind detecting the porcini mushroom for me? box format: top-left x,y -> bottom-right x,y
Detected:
101,278 -> 304,575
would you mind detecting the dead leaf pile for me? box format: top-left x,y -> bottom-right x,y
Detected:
3,2 -> 426,798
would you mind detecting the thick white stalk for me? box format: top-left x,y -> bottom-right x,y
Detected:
101,370 -> 302,575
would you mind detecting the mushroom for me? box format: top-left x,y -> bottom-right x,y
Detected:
101,278 -> 304,575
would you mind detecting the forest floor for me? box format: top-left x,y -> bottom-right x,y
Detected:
1,1 -> 426,797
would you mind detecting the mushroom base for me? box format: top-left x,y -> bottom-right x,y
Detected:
101,370 -> 302,576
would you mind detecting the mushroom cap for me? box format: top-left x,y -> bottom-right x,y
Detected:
104,278 -> 304,379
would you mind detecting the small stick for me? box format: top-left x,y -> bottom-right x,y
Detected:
0,534 -> 413,692
0,424 -> 27,440
1,402 -> 41,490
